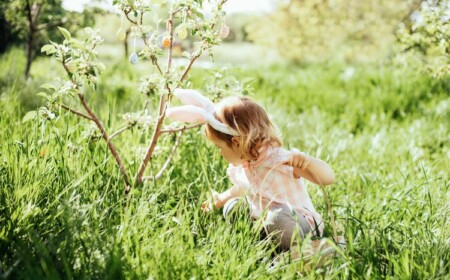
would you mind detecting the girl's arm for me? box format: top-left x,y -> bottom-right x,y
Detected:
287,149 -> 335,185
201,185 -> 246,212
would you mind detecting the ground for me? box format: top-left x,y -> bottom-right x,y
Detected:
0,43 -> 449,279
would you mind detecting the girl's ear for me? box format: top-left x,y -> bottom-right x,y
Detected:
231,136 -> 240,146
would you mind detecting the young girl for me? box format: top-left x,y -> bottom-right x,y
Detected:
166,89 -> 335,250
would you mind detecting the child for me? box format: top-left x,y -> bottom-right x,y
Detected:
166,89 -> 335,250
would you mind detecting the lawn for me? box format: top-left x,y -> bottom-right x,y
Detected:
0,45 -> 449,279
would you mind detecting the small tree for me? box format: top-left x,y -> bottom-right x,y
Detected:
397,0 -> 450,77
246,0 -> 420,63
0,0 -> 96,78
27,0 -> 231,195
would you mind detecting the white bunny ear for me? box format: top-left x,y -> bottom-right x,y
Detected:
166,105 -> 209,123
168,88 -> 240,136
174,89 -> 215,112
166,105 -> 240,136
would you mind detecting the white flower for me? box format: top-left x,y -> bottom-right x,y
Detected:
340,67 -> 355,81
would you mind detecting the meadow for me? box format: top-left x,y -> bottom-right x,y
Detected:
0,45 -> 449,279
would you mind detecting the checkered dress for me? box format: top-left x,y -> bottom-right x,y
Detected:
227,145 -> 324,235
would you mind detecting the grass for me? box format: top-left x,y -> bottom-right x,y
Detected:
0,46 -> 449,279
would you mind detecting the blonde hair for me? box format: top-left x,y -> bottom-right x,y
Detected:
206,96 -> 281,160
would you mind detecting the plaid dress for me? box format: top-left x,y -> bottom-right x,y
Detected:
227,145 -> 324,235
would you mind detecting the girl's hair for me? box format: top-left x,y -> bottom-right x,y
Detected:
206,96 -> 282,160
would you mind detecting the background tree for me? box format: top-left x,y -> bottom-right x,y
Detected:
397,0 -> 450,77
0,5 -> 20,53
31,0 -> 231,194
0,0 -> 97,78
247,0 -> 420,63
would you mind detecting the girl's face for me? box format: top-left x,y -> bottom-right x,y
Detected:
210,137 -> 243,166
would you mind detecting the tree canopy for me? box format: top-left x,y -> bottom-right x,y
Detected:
0,0 -> 97,77
247,0 -> 420,63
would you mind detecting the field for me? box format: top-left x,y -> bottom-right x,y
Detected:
0,45 -> 449,279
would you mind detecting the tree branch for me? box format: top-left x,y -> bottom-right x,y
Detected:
37,18 -> 68,31
150,55 -> 164,75
110,125 -> 132,141
180,43 -> 206,82
135,94 -> 167,185
166,9 -> 175,74
60,54 -> 131,193
31,3 -> 42,25
160,123 -> 202,134
60,104 -> 93,120
25,0 -> 33,29
179,0 -> 227,81
123,7 -> 164,75
145,131 -> 182,181
134,0 -> 228,185
78,93 -> 132,191
123,9 -> 138,25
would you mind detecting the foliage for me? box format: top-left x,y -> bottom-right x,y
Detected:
246,0 -> 419,63
1,0 -> 449,278
0,6 -> 20,53
397,0 -> 450,77
31,0 -> 232,192
1,61 -> 449,278
0,0 -> 97,77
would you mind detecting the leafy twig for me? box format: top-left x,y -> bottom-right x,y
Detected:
132,0 -> 229,185
135,94 -> 167,185
160,123 -> 202,134
123,9 -> 138,25
110,125 -> 132,141
180,42 -> 206,82
145,131 -> 183,181
166,9 -> 175,74
37,18 -> 67,30
77,93 -> 132,190
60,103 -> 93,121
61,54 -> 131,193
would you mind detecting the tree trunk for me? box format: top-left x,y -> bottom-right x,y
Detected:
25,30 -> 34,78
24,1 -> 42,79
124,28 -> 130,58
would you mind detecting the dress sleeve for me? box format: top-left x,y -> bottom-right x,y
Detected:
266,147 -> 298,178
226,164 -> 251,189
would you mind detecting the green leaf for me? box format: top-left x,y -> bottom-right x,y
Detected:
41,44 -> 56,54
70,38 -> 84,49
23,111 -> 37,123
241,77 -> 255,84
36,92 -> 50,100
174,22 -> 189,34
58,27 -> 71,40
41,84 -> 56,91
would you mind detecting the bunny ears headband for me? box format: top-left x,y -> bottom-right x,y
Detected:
166,89 -> 240,136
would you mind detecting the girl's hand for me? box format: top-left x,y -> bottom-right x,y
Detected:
201,190 -> 220,212
286,148 -> 335,185
287,149 -> 310,170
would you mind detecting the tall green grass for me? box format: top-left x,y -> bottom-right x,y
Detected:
0,48 -> 449,279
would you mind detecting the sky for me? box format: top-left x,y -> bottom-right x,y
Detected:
62,0 -> 276,14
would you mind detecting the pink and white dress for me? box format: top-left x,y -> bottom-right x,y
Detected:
226,145 -> 324,235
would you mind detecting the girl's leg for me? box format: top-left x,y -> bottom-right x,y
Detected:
223,199 -> 313,250
222,197 -> 251,222
264,204 -> 312,250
